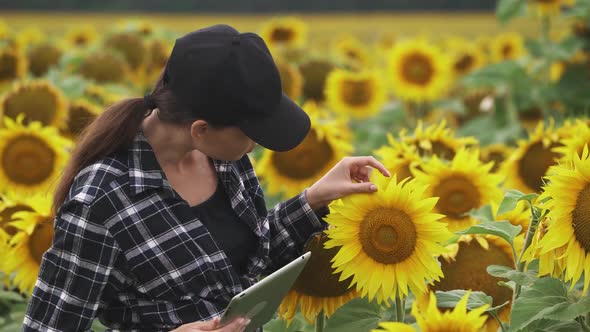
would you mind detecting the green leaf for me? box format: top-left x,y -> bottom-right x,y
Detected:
496,0 -> 527,24
469,205 -> 494,223
0,290 -> 26,303
324,297 -> 381,332
461,61 -> 524,88
264,312 -> 312,332
487,265 -> 537,287
434,290 -> 492,310
509,277 -> 590,331
455,221 -> 522,247
526,319 -> 583,332
497,190 -> 537,216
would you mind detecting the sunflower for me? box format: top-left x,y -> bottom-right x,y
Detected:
0,48 -> 27,84
374,140 -> 422,182
61,24 -> 98,49
2,192 -> 54,295
331,35 -> 372,71
77,51 -> 129,84
522,216 -> 566,279
259,17 -> 307,49
104,32 -> 146,71
398,120 -> 478,161
518,106 -> 544,131
424,108 -> 460,129
324,68 -> 386,119
501,121 -> 561,193
146,39 -> 171,72
527,145 -> 590,294
554,119 -> 590,161
490,32 -> 526,62
0,80 -> 69,129
324,174 -> 452,304
387,38 -> 453,103
461,88 -> 494,117
550,61 -> 566,82
27,43 -> 62,77
0,114 -> 72,196
61,98 -> 102,140
256,102 -> 352,198
276,60 -> 303,101
480,143 -> 514,173
528,0 -> 575,16
433,235 -> 516,332
83,84 -> 124,107
278,233 -> 359,324
15,27 -> 44,48
413,148 -> 504,232
116,19 -> 156,37
445,37 -> 487,77
0,190 -> 35,237
299,59 -> 336,103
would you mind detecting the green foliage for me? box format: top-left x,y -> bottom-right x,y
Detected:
496,0 -> 527,25
496,190 -> 537,216
487,265 -> 537,287
323,297 -> 382,332
455,221 -> 522,248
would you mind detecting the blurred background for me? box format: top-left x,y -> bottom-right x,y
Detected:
1,1 -> 590,331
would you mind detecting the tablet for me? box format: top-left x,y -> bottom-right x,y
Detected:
218,251 -> 311,332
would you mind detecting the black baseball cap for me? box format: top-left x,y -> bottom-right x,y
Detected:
163,24 -> 310,152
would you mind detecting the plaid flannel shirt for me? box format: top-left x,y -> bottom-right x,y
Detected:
23,129 -> 328,332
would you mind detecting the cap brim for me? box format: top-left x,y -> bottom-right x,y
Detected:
238,93 -> 310,152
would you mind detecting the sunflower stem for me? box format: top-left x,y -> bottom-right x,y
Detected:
315,310 -> 325,332
395,295 -> 405,322
490,311 -> 507,332
514,203 -> 542,300
577,316 -> 590,332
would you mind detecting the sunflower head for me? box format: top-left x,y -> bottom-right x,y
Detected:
256,103 -> 352,197
27,43 -> 63,77
146,39 -> 172,72
259,17 -> 308,49
445,36 -> 487,77
324,173 -> 452,304
480,143 -> 514,173
324,68 -> 386,119
0,80 -> 69,129
0,191 -> 35,237
413,148 -> 504,232
61,24 -> 99,49
299,58 -> 336,103
278,233 -> 359,324
399,120 -> 478,161
374,139 -> 422,181
528,0 -> 575,17
276,60 -> 303,101
0,114 -> 72,196
387,38 -> 453,103
501,121 -> 562,193
0,48 -> 27,84
532,144 -> 590,294
104,31 -> 147,71
490,32 -> 526,62
331,35 -> 372,71
61,98 -> 102,139
77,50 -> 129,84
553,119 -> 590,162
518,106 -> 544,131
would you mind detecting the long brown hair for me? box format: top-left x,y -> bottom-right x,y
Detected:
52,72 -> 202,213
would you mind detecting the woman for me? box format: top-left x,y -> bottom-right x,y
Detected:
22,24 -> 390,332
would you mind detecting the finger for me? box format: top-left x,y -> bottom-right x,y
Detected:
347,182 -> 378,194
348,156 -> 391,177
352,166 -> 373,182
217,317 -> 250,332
186,318 -> 218,330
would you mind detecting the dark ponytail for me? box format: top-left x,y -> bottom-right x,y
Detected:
52,71 -> 198,213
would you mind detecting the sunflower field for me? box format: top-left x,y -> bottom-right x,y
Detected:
3,0 -> 590,331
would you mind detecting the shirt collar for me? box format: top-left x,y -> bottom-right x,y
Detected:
128,128 -> 233,196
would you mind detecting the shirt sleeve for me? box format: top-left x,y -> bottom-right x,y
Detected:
265,190 -> 328,273
22,199 -> 120,332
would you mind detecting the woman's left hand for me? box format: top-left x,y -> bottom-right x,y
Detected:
305,156 -> 391,211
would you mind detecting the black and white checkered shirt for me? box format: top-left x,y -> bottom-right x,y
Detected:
23,129 -> 327,332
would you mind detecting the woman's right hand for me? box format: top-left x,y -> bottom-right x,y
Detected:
171,316 -> 251,331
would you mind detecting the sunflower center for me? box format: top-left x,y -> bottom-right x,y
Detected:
300,60 -> 335,103
518,107 -> 543,123
293,234 -> 354,297
454,54 -> 474,73
433,239 -> 514,307
573,184 -> 590,253
501,45 -> 513,58
271,27 -> 294,42
394,161 -> 414,180
79,52 -> 127,83
518,141 -> 560,192
340,79 -> 373,107
28,217 -> 54,265
2,134 -> 56,185
67,103 -> 97,136
4,86 -> 59,126
482,150 -> 506,173
0,204 -> 34,236
74,35 -> 88,45
401,53 -> 434,86
0,52 -> 18,81
28,44 -> 62,77
416,140 -> 456,160
359,207 -> 416,264
433,174 -> 481,219
105,33 -> 146,70
271,129 -> 334,180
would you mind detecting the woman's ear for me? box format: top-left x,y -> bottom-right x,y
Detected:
190,120 -> 209,140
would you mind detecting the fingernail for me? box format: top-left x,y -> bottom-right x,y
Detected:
370,184 -> 377,191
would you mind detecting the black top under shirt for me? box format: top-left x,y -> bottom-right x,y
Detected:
189,178 -> 258,274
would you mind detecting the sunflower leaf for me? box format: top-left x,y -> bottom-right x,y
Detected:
487,265 -> 537,287
434,290 -> 492,311
496,190 -> 537,216
469,205 -> 494,223
455,221 -> 522,246
509,277 -> 590,332
0,290 -> 26,303
496,0 -> 526,25
324,297 -> 381,332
